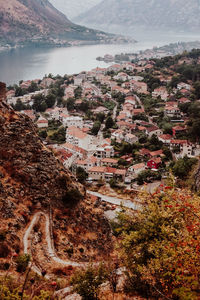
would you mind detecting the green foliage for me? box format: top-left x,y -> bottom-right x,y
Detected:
172,156 -> 198,179
74,87 -> 82,99
91,121 -> 101,136
49,126 -> 66,143
62,188 -> 83,208
109,178 -> 118,188
65,97 -> 75,111
105,116 -> 114,129
16,254 -> 30,273
137,169 -> 161,185
76,167 -> 88,184
96,112 -> 105,123
117,189 -> 200,299
71,264 -> 108,300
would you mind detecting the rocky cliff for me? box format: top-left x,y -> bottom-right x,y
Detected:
0,82 -> 82,210
75,0 -> 200,33
0,82 -> 113,268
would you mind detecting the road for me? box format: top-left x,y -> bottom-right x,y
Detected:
87,191 -> 140,210
23,212 -> 83,276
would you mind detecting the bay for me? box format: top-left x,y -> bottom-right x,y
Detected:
0,31 -> 200,85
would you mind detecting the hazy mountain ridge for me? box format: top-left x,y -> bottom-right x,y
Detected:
50,0 -> 101,19
0,0 -> 120,49
75,0 -> 200,32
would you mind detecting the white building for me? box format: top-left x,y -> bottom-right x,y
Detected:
62,116 -> 83,128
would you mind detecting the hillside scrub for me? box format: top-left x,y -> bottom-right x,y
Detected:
116,188 -> 200,299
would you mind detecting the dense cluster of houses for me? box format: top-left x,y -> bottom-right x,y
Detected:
6,55 -> 200,185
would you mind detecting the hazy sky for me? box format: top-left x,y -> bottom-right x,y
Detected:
50,0 -> 101,19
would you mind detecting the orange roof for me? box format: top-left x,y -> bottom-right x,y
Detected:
67,127 -> 87,139
89,167 -> 106,173
133,163 -> 145,170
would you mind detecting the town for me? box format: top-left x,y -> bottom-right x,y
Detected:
6,48 -> 200,189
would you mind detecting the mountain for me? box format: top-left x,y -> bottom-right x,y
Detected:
75,0 -> 200,33
49,0 -> 101,19
0,0 -> 120,49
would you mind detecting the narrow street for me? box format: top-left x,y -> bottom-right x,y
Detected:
87,190 -> 140,210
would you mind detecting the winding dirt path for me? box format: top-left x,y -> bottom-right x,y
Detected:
23,211 -> 83,276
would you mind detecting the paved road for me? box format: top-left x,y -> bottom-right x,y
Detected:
87,191 -> 140,210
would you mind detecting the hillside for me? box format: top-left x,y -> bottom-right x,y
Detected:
50,0 -> 101,19
75,0 -> 200,33
0,0 -> 120,49
0,81 -> 114,279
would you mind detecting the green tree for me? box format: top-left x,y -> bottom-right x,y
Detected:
194,81 -> 200,99
71,264 -> 108,300
172,156 -> 197,179
45,93 -> 56,108
76,167 -> 88,184
91,121 -> 101,136
117,189 -> 200,299
16,254 -> 30,273
105,116 -> 114,129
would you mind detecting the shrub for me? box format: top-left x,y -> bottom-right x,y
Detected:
16,254 -> 30,273
62,188 -> 83,208
0,242 -> 10,258
71,264 -> 108,300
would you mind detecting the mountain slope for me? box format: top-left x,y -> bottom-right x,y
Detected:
75,0 -> 200,32
0,0 -> 117,48
0,81 -> 114,268
50,0 -> 101,19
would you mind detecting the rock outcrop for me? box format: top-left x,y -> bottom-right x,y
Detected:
0,82 -> 82,208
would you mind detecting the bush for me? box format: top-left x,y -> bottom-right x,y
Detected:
62,188 -> 83,208
16,254 -> 30,273
71,264 -> 108,300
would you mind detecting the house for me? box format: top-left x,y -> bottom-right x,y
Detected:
88,166 -> 126,182
139,148 -> 151,157
152,87 -> 169,101
21,110 -> 36,121
66,126 -> 95,151
177,82 -> 191,91
164,106 -> 181,118
92,106 -> 109,115
55,148 -> 74,169
114,72 -> 129,82
149,149 -> 163,158
147,157 -> 162,170
74,74 -> 85,86
111,129 -> 124,142
40,77 -> 55,88
108,64 -> 122,72
124,96 -> 136,106
128,163 -> 146,175
172,125 -> 186,137
178,97 -> 191,104
131,81 -> 148,94
158,134 -> 172,145
170,140 -> 188,152
101,158 -> 118,167
62,116 -> 83,128
145,126 -> 163,138
95,145 -> 114,159
36,117 -> 48,128
124,133 -> 138,144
